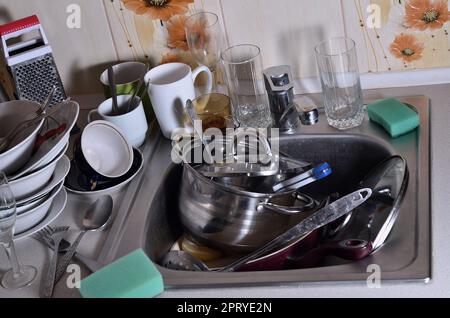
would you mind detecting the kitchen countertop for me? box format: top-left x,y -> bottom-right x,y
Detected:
0,84 -> 448,298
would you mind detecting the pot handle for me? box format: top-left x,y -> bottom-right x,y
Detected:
258,193 -> 316,215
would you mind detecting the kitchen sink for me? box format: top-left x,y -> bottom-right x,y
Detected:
99,96 -> 430,288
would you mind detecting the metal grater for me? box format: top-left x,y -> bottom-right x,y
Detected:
0,15 -> 66,106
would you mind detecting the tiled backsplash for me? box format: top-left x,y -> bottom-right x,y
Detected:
1,0 -> 449,95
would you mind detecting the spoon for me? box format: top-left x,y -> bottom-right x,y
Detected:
126,64 -> 149,113
108,66 -> 119,115
54,195 -> 114,283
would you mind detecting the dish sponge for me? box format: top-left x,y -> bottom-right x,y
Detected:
79,249 -> 164,298
367,98 -> 420,138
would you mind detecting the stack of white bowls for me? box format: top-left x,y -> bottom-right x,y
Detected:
0,100 -> 79,235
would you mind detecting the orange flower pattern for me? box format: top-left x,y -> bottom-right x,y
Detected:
160,53 -> 183,64
404,0 -> 450,30
390,33 -> 425,62
122,0 -> 193,21
166,15 -> 189,51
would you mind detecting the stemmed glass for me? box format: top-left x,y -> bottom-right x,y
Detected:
0,171 -> 36,289
185,12 -> 227,92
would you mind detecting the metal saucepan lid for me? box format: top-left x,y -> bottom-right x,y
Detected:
333,155 -> 409,252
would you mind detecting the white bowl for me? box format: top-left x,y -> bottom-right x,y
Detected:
9,100 -> 79,180
15,155 -> 70,206
0,100 -> 45,175
14,187 -> 67,241
81,121 -> 134,178
15,181 -> 64,234
9,151 -> 61,201
16,194 -> 48,214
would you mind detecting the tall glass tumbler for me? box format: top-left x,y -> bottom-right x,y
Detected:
315,37 -> 364,130
221,44 -> 272,128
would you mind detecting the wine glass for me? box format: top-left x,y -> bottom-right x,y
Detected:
0,171 -> 37,289
185,12 -> 227,91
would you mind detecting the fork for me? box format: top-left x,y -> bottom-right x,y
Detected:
37,226 -> 69,298
34,230 -> 102,274
0,87 -> 56,153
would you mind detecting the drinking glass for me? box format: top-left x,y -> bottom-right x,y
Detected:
315,37 -> 364,130
192,93 -> 232,132
0,172 -> 36,289
185,12 -> 226,91
221,44 -> 272,128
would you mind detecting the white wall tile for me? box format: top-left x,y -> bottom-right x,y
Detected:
219,0 -> 346,79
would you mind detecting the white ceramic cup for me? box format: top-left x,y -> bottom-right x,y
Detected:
144,63 -> 212,139
81,121 -> 134,178
88,95 -> 148,147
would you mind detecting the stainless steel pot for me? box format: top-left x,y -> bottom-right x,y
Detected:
179,161 -> 320,253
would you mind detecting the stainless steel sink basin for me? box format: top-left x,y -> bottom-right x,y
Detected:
100,96 -> 430,288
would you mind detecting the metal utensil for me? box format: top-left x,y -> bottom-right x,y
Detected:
108,66 -> 119,115
38,226 -> 69,298
54,195 -> 113,283
164,189 -> 372,272
34,229 -> 102,273
40,86 -> 56,113
0,87 -> 56,153
126,64 -> 149,113
162,251 -> 211,272
221,188 -> 372,272
0,100 -> 65,153
272,162 -> 332,193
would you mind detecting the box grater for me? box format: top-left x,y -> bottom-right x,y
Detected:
0,15 -> 66,106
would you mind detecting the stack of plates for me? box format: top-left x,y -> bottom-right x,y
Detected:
4,101 -> 79,240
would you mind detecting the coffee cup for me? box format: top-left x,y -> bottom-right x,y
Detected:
88,95 -> 148,147
144,62 -> 212,139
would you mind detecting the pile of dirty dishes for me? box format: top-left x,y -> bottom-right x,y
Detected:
0,100 -> 79,237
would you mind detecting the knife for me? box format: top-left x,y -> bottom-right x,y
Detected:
221,188 -> 373,272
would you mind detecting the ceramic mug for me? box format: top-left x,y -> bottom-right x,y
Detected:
100,61 -> 153,121
144,62 -> 212,139
88,95 -> 149,147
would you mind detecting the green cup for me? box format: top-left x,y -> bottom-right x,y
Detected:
100,61 -> 154,122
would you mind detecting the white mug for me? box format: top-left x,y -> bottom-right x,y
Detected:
144,63 -> 212,139
88,95 -> 149,147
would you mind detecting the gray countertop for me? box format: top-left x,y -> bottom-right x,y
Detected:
0,84 -> 448,298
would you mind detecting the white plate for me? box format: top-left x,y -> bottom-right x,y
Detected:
10,141 -> 69,182
14,187 -> 68,241
9,101 -> 79,180
9,150 -> 60,201
16,155 -> 70,206
16,194 -> 48,214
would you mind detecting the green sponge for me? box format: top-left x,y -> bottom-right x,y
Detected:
367,98 -> 420,138
79,249 -> 164,298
